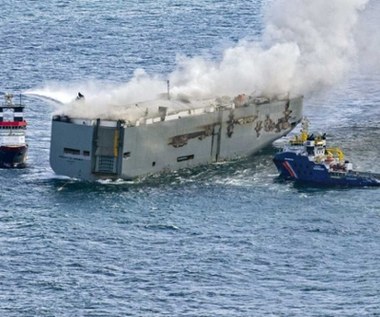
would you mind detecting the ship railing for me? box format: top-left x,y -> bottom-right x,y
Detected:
348,171 -> 380,179
55,102 -> 220,127
283,143 -> 304,152
1,93 -> 24,108
289,140 -> 304,146
138,104 -> 222,126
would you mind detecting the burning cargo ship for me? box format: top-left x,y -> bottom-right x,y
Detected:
50,93 -> 303,181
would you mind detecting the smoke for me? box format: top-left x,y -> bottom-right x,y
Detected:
27,70 -> 166,105
26,0 -> 371,120
263,0 -> 369,94
170,0 -> 369,98
354,0 -> 380,73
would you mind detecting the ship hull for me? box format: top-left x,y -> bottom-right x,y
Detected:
274,152 -> 380,187
0,145 -> 28,168
50,96 -> 303,181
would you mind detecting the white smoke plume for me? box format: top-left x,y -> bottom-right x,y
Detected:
354,0 -> 380,73
170,0 -> 369,98
263,0 -> 369,95
26,0 -> 371,120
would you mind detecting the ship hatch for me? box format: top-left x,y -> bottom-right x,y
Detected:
92,120 -> 123,175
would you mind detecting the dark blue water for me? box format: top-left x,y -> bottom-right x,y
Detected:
1,1 -> 379,316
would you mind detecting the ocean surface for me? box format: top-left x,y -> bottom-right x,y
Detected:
1,0 -> 379,316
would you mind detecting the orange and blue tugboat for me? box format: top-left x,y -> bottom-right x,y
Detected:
0,93 -> 28,168
273,118 -> 380,187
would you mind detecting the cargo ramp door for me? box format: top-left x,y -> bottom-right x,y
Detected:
92,120 -> 123,176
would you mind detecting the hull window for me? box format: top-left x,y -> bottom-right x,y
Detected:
64,148 -> 80,155
177,154 -> 194,162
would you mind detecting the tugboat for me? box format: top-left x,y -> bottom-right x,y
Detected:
273,118 -> 380,187
0,93 -> 28,168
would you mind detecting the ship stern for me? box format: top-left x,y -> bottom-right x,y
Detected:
50,116 -> 124,181
50,116 -> 96,180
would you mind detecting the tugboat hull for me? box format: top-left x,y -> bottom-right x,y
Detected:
274,152 -> 380,187
273,118 -> 380,187
0,145 -> 28,168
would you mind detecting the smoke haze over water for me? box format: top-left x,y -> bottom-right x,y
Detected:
26,0 -> 372,119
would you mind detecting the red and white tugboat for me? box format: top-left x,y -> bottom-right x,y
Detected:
0,93 -> 28,168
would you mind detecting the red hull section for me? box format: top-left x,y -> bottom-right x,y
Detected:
0,121 -> 27,127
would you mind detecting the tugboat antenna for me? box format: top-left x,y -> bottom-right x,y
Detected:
167,80 -> 170,100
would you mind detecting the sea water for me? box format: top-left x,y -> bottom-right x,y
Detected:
0,1 -> 379,316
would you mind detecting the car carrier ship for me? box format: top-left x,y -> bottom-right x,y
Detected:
50,93 -> 303,181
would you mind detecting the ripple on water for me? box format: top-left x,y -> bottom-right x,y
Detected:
1,0 -> 380,316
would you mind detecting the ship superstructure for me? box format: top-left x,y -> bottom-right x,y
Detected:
50,94 -> 303,181
0,94 -> 28,168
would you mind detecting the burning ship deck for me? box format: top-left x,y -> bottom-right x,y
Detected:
50,94 -> 303,181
